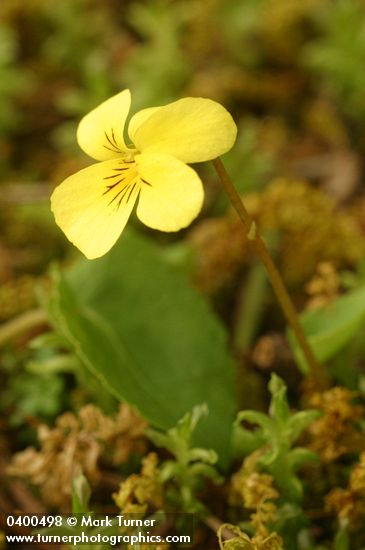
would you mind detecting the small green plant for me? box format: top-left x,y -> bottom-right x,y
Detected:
233,374 -> 320,502
147,404 -> 222,512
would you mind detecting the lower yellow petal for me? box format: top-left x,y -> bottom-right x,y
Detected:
135,153 -> 204,232
51,160 -> 140,259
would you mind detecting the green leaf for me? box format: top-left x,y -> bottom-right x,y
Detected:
145,428 -> 172,452
188,448 -> 218,464
286,410 -> 321,444
72,472 -> 91,514
269,373 -> 290,423
47,229 -> 236,462
334,525 -> 350,550
287,448 -> 318,470
288,285 -> 365,373
231,423 -> 266,458
188,462 -> 222,482
236,410 -> 273,433
176,404 -> 209,442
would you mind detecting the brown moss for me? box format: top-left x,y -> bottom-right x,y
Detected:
189,217 -> 248,294
190,179 -> 365,295
305,261 -> 340,310
113,452 -> 163,515
230,452 -> 280,541
326,452 -> 365,529
218,523 -> 284,550
0,275 -> 37,321
307,387 -> 365,462
8,404 -> 147,507
247,179 -> 365,286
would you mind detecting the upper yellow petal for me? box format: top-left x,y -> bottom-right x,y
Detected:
77,89 -> 132,161
132,97 -> 237,163
135,152 -> 204,232
128,106 -> 161,144
51,159 -> 140,259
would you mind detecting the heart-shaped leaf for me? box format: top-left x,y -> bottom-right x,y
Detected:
47,229 -> 237,462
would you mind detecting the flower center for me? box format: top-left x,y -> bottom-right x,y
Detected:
103,128 -> 137,159
102,160 -> 140,212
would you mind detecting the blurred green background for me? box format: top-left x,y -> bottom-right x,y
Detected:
2,0 -> 365,428
4,2 -> 365,546
0,0 -> 365,422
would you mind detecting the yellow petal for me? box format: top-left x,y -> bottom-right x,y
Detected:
128,106 -> 161,144
77,89 -> 132,161
51,159 -> 140,259
132,97 -> 237,163
135,153 -> 204,231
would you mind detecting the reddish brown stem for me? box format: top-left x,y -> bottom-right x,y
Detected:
212,157 -> 328,389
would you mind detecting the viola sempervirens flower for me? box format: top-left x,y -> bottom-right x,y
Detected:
51,89 -> 237,259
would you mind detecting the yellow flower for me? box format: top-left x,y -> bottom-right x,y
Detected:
51,89 -> 237,259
